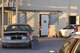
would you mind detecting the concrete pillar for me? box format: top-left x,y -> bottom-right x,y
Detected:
0,11 -> 2,37
34,12 -> 39,37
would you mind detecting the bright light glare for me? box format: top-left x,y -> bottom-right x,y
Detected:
49,50 -> 55,53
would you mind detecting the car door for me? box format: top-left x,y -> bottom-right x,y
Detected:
64,25 -> 75,37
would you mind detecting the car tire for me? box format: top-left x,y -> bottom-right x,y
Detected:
59,31 -> 63,38
2,44 -> 6,48
31,39 -> 39,50
56,33 -> 59,38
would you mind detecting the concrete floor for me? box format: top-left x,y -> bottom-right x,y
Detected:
0,37 -> 66,53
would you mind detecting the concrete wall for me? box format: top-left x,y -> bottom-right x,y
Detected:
1,0 -> 80,37
0,11 -> 2,37
19,0 -> 80,14
27,12 -> 39,37
19,0 -> 69,11
26,12 -> 62,37
18,0 -> 80,35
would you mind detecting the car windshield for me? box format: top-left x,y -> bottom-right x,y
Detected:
64,25 -> 75,29
6,25 -> 32,31
59,38 -> 77,53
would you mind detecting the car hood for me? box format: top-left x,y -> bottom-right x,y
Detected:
59,29 -> 74,37
59,29 -> 74,32
59,29 -> 67,32
4,31 -> 29,34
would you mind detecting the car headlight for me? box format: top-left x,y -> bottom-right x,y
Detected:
22,37 -> 26,39
4,37 -> 10,39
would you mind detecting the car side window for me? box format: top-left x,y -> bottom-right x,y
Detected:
69,26 -> 74,29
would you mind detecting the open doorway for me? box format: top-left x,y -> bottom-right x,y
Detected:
69,16 -> 76,24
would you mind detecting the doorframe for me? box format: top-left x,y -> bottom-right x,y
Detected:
39,14 -> 49,37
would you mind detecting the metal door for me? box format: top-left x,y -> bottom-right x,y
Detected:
40,14 -> 49,36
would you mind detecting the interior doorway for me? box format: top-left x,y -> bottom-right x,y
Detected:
69,16 -> 76,24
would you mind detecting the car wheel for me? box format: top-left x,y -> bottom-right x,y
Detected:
59,31 -> 63,38
55,33 -> 59,38
2,44 -> 6,48
31,39 -> 39,50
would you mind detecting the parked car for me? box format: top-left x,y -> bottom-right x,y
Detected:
49,35 -> 80,53
2,24 -> 39,49
69,32 -> 80,37
56,24 -> 78,38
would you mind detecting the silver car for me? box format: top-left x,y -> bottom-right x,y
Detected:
2,24 -> 39,49
56,24 -> 78,38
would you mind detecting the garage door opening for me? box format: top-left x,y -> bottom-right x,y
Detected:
69,16 -> 76,24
